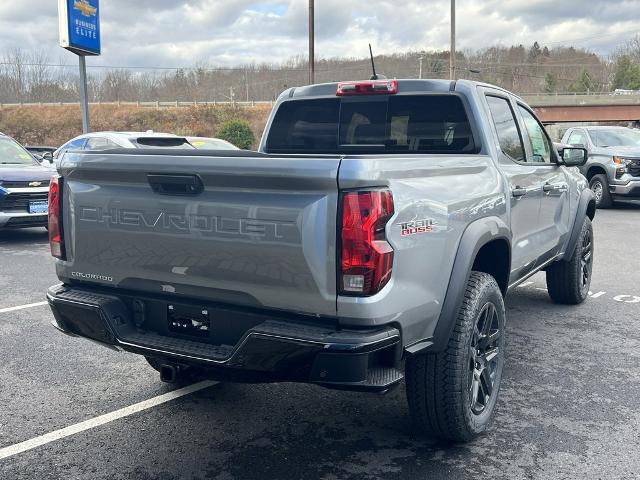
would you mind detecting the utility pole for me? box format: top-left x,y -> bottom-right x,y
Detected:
308,0 -> 315,84
418,54 -> 424,79
450,0 -> 456,80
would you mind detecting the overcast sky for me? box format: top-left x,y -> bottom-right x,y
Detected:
1,0 -> 640,68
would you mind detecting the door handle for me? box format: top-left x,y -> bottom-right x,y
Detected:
511,187 -> 527,198
543,183 -> 568,193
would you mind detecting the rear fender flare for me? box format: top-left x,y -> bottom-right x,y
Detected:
406,216 -> 511,355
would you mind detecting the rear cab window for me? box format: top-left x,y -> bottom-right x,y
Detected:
265,95 -> 477,155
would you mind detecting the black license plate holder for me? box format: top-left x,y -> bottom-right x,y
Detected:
167,303 -> 210,338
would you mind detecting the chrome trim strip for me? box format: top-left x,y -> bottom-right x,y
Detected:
4,187 -> 50,194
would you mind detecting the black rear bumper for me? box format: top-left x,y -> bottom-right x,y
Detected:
47,285 -> 403,392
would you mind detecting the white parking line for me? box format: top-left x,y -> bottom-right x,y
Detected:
518,284 -> 639,304
0,301 -> 48,314
0,380 -> 216,461
613,295 -> 640,303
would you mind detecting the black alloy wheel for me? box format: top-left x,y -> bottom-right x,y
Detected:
580,225 -> 593,290
469,301 -> 502,415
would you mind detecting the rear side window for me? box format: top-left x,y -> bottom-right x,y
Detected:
567,130 -> 587,147
134,138 -> 194,149
266,95 -> 477,154
85,137 -> 113,150
486,96 -> 525,162
54,138 -> 87,159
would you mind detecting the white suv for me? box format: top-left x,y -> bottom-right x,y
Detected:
48,131 -> 194,165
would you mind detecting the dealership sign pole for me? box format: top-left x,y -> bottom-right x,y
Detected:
58,0 -> 101,134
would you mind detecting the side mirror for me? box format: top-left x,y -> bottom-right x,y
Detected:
42,151 -> 54,163
558,146 -> 588,167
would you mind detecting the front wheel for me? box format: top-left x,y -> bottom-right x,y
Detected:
546,217 -> 593,305
405,272 -> 505,442
589,174 -> 613,209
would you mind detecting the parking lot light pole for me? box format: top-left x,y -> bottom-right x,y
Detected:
309,0 -> 315,85
78,56 -> 90,133
450,0 -> 456,80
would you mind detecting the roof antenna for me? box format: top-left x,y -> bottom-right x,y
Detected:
369,44 -> 378,80
368,45 -> 387,80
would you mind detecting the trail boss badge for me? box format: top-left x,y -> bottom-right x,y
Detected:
399,219 -> 435,236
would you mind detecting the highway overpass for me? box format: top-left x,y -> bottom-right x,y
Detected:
524,93 -> 640,123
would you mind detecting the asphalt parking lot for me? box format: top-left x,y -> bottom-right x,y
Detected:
1,206 -> 639,480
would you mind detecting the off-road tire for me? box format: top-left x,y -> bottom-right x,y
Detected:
546,217 -> 593,305
589,174 -> 613,208
405,272 -> 505,442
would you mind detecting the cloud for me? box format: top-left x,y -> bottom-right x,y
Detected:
1,0 -> 640,68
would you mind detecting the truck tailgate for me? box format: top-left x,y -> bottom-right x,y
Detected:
58,152 -> 340,316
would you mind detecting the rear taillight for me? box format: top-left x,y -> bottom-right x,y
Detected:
336,80 -> 398,96
340,189 -> 394,296
48,176 -> 65,259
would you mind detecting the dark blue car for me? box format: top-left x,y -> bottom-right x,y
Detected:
0,132 -> 52,229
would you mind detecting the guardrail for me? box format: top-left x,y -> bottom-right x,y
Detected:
4,93 -> 640,109
0,100 -> 277,108
523,93 -> 640,107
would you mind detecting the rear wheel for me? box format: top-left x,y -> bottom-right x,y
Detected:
546,217 -> 593,305
589,174 -> 613,208
405,272 -> 505,442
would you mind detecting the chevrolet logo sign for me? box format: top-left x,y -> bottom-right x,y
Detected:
29,181 -> 42,187
73,0 -> 97,17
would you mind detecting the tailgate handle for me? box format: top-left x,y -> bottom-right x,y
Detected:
147,174 -> 204,196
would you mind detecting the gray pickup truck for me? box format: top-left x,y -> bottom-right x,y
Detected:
46,79 -> 595,442
561,126 -> 640,208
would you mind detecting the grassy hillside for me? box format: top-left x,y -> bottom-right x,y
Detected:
0,104 -> 272,148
